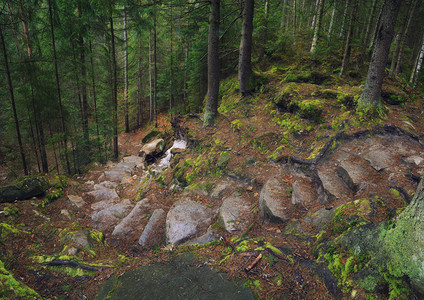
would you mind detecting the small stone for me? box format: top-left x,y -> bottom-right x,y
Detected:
402,156 -> 424,167
61,209 -> 71,220
67,195 -> 86,208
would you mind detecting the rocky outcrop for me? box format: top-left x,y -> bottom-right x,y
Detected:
112,199 -> 149,238
166,199 -> 216,245
259,178 -> 290,223
91,199 -> 134,231
138,139 -> 165,162
138,208 -> 166,248
0,176 -> 49,203
219,192 -> 251,232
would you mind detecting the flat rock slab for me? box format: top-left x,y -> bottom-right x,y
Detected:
95,253 -> 254,300
219,193 -> 251,233
91,199 -> 133,231
87,188 -> 119,202
112,199 -> 149,238
362,148 -> 393,171
67,195 -> 86,208
94,181 -> 118,190
103,171 -> 125,182
166,199 -> 216,245
122,155 -> 145,169
138,208 -> 166,248
259,178 -> 291,223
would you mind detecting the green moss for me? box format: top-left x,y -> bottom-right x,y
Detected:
0,223 -> 28,239
0,260 -> 42,299
89,229 -> 105,244
323,246 -> 370,292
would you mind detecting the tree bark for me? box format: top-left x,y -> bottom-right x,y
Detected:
239,0 -> 254,96
204,0 -> 221,126
327,2 -> 336,38
310,0 -> 324,53
410,33 -> 424,86
339,0 -> 350,38
358,0 -> 402,113
0,24 -> 28,176
48,0 -> 71,175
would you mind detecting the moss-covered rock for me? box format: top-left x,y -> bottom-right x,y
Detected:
0,176 -> 49,203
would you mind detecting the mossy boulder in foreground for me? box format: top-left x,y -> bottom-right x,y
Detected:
0,176 -> 49,203
332,175 -> 424,297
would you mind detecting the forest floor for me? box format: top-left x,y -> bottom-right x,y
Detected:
1,69 -> 424,299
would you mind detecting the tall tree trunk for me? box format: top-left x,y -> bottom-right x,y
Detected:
169,0 -> 174,114
340,0 -> 357,77
368,1 -> 384,51
327,2 -> 336,38
110,16 -> 118,159
27,111 -> 41,173
137,36 -> 143,128
311,0 -> 320,29
410,33 -> 424,86
394,0 -> 416,76
48,0 -> 71,175
358,0 -> 402,113
183,0 -> 190,110
310,0 -> 324,53
0,24 -> 28,175
77,2 -> 89,147
6,1 -> 22,59
292,0 -> 297,38
149,30 -> 153,122
89,39 -> 101,157
339,0 -> 350,38
154,1 -> 158,128
239,0 -> 254,96
280,0 -> 288,30
357,0 -> 379,69
19,1 -> 48,173
258,0 -> 269,62
204,0 -> 221,126
123,5 -> 130,133
389,31 -> 402,77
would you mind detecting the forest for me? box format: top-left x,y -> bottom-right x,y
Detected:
1,0 -> 424,299
1,0 -> 422,177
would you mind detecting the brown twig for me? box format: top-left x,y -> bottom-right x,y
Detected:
244,253 -> 262,272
